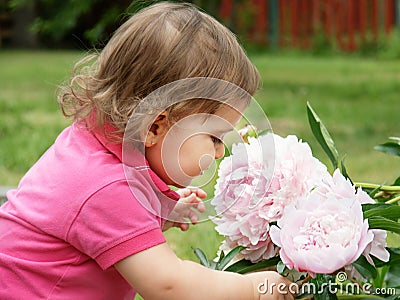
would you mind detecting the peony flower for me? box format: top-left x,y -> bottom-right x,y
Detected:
269,187 -> 374,276
211,133 -> 330,262
363,229 -> 390,264
316,170 -> 390,265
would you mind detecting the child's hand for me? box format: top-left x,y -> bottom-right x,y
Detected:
163,188 -> 207,231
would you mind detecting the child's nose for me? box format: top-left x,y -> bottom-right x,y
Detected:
214,143 -> 225,159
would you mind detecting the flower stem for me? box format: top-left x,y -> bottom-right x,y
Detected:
373,191 -> 386,199
385,194 -> 400,204
355,182 -> 400,192
299,275 -> 312,286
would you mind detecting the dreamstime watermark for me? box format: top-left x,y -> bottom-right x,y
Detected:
257,272 -> 397,296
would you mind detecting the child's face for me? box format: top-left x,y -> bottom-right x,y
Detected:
146,105 -> 242,187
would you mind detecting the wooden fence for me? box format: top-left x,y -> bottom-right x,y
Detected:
2,0 -> 399,50
219,0 -> 399,51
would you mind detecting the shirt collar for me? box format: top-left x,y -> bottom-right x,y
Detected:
90,123 -> 180,201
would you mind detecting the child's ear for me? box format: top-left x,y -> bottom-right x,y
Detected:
145,112 -> 169,147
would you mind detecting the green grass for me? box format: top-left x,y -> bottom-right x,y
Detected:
0,51 -> 399,293
251,54 -> 400,184
0,50 -> 81,184
2,51 -> 398,184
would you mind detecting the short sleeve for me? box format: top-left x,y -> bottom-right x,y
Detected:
66,180 -> 166,270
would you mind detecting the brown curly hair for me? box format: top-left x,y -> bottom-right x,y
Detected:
58,2 -> 260,141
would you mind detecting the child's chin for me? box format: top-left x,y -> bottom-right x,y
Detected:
170,178 -> 193,188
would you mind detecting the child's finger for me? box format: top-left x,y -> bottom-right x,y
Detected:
183,194 -> 206,214
186,195 -> 206,213
187,209 -> 199,225
176,188 -> 192,198
195,200 -> 206,213
191,188 -> 207,199
176,193 -> 195,206
182,193 -> 197,204
184,187 -> 207,199
179,223 -> 190,231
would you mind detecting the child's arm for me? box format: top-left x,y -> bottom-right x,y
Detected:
115,243 -> 294,300
163,188 -> 207,231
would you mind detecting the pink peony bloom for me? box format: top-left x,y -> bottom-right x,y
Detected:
269,184 -> 374,276
211,133 -> 329,262
316,170 -> 390,264
212,131 -> 389,273
363,229 -> 390,264
316,169 -> 375,205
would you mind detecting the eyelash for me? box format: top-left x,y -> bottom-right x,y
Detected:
211,136 -> 223,144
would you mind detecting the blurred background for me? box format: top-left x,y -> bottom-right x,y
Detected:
1,1 -> 399,291
2,0 -> 400,52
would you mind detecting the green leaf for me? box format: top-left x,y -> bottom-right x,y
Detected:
340,156 -> 353,183
352,255 -> 378,280
217,249 -> 225,263
307,102 -> 339,169
225,256 -> 280,274
363,204 -> 400,221
296,292 -> 314,299
393,176 -> 400,186
310,275 -> 338,300
368,217 -> 400,234
386,264 -> 400,288
209,261 -> 217,270
384,248 -> 400,267
193,248 -> 210,268
373,265 -> 389,288
374,142 -> 400,157
389,137 -> 400,143
383,294 -> 400,300
258,129 -> 272,136
313,290 -> 338,300
366,248 -> 400,269
370,187 -> 387,201
335,296 -> 385,300
277,260 -> 286,274
216,246 -> 244,271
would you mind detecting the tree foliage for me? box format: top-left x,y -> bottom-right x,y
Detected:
8,0 -> 222,48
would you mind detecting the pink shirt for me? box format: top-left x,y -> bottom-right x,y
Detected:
0,123 -> 179,299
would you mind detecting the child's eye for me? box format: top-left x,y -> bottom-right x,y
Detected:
211,136 -> 223,144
